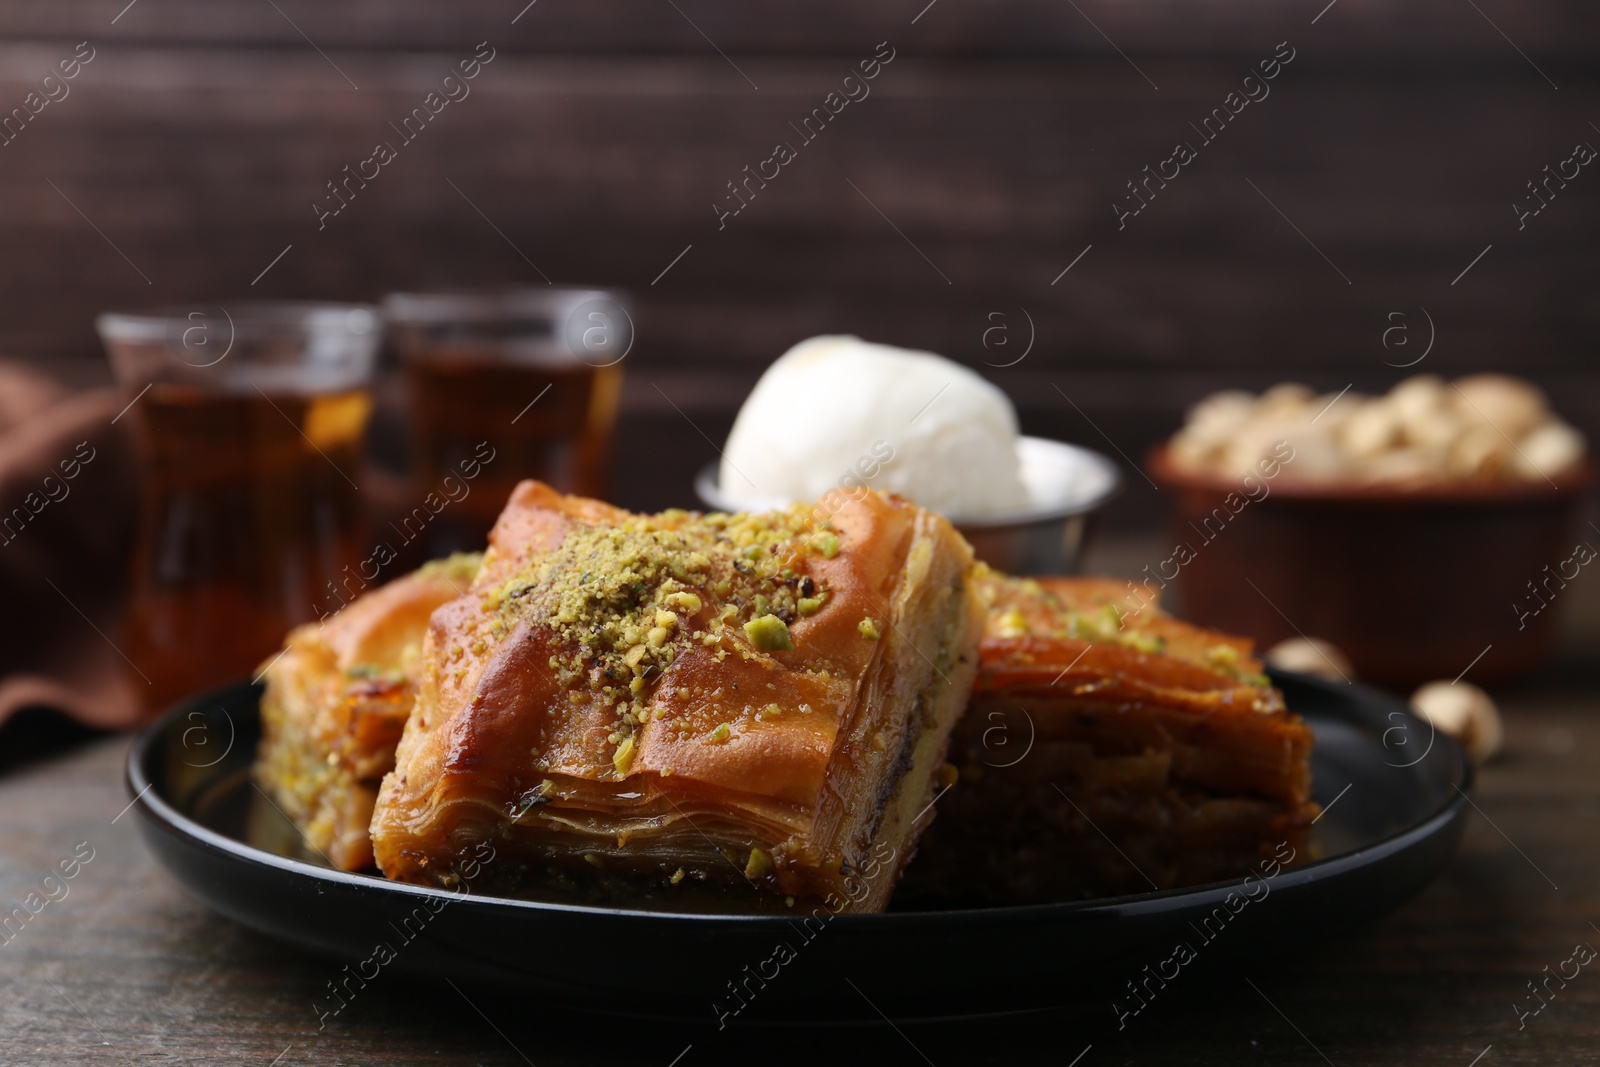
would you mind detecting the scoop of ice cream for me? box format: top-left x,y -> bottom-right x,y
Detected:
718,335 -> 1031,518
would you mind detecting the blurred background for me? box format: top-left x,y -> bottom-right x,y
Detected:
3,0 -> 1595,514
1,0 -> 1597,740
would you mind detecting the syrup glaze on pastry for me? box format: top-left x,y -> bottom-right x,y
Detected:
254,553 -> 482,871
371,482 -> 982,912
901,568 -> 1318,903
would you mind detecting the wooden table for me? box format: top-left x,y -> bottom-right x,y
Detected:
3,539 -> 1598,1065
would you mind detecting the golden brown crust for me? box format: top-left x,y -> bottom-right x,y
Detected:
371,481 -> 981,911
252,554 -> 481,870
901,572 -> 1317,904
977,567 -> 1267,691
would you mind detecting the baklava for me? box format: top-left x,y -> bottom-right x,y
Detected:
902,568 -> 1318,903
370,481 -> 983,912
253,553 -> 482,870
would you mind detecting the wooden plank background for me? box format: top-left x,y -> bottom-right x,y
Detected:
1,0 -> 1596,520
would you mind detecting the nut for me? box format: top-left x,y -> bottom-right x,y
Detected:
1339,400 -> 1403,458
1167,429 -> 1224,472
1401,407 -> 1467,452
1185,390 -> 1257,441
1258,382 -> 1316,415
1388,374 -> 1447,423
1447,422 -> 1511,479
1452,373 -> 1548,440
1514,421 -> 1585,481
1264,637 -> 1355,682
1171,373 -> 1583,486
1410,681 -> 1503,764
1361,446 -> 1444,485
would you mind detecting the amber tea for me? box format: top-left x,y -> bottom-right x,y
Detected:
387,289 -> 629,555
99,301 -> 380,716
120,384 -> 371,712
405,351 -> 620,551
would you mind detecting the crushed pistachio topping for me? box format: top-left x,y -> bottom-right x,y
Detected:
709,722 -> 731,744
990,587 -> 1169,655
994,609 -> 1028,638
743,614 -> 793,651
744,847 -> 775,880
665,591 -> 702,613
858,617 -> 881,641
418,550 -> 486,585
472,506 -> 840,777
1126,631 -> 1166,654
345,662 -> 406,686
978,569 -> 1276,687
612,734 -> 637,774
1057,604 -> 1165,652
1206,644 -> 1240,669
1203,643 -> 1268,686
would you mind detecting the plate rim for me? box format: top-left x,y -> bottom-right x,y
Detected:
126,669 -> 1473,927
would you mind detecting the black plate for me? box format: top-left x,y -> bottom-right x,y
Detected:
127,671 -> 1470,1022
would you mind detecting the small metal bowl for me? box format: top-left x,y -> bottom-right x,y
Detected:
694,436 -> 1122,575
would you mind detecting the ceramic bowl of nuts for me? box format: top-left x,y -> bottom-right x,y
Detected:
1148,373 -> 1592,688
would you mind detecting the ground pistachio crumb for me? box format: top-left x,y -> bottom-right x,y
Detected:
666,591 -> 702,613
1206,644 -> 1240,669
1127,631 -> 1166,654
709,722 -> 731,744
745,847 -> 775,880
994,609 -> 1028,638
810,532 -> 840,558
612,734 -> 636,775
471,501 -> 834,774
858,617 -> 881,641
744,614 -> 793,652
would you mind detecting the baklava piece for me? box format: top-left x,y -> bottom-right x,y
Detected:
370,481 -> 982,912
902,568 -> 1317,903
253,553 -> 481,870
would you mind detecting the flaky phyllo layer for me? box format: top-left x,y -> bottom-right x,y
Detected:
974,567 -> 1287,718
371,482 -> 981,911
254,553 -> 483,871
900,569 -> 1317,903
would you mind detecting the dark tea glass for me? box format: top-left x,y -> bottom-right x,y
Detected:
98,302 -> 380,715
383,288 -> 629,555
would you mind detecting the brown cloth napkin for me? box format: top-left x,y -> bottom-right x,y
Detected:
0,363 -> 140,733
